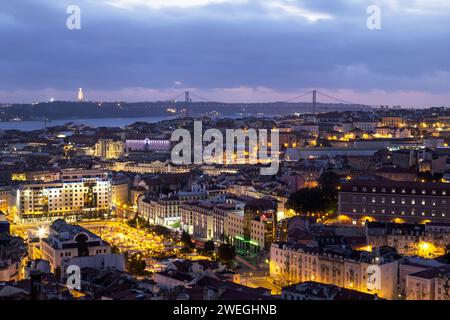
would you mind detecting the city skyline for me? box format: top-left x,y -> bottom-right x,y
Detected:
1,0 -> 450,107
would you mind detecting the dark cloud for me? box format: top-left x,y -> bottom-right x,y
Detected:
0,0 -> 450,105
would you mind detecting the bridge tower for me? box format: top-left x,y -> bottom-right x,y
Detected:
312,89 -> 317,114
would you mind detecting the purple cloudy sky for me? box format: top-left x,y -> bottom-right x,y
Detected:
1,0 -> 450,107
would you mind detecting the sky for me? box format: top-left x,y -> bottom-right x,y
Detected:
1,0 -> 450,107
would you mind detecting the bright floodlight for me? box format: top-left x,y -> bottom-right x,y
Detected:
37,226 -> 48,239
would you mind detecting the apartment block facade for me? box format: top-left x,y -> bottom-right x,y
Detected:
269,242 -> 400,300
339,179 -> 450,225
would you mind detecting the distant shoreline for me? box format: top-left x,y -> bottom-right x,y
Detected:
0,116 -> 177,131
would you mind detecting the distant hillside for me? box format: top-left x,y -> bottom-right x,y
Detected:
0,101 -> 372,121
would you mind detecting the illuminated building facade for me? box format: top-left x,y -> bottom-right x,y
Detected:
111,177 -> 130,207
40,219 -> 112,272
138,195 -> 181,227
380,116 -> 404,128
338,179 -> 450,224
180,201 -> 215,240
14,177 -> 111,222
406,266 -> 450,300
224,205 -> 273,253
366,222 -> 448,258
94,139 -> 125,159
269,242 -> 400,300
125,135 -> 171,152
0,185 -> 10,213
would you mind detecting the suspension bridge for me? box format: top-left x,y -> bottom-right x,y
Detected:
166,89 -> 367,114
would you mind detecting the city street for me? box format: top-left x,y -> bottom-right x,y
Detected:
236,262 -> 281,295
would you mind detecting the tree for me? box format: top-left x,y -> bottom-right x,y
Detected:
181,231 -> 193,248
126,217 -> 137,228
180,247 -> 192,254
418,171 -> 443,182
151,225 -> 171,236
125,253 -> 146,276
286,187 -> 329,214
204,240 -> 215,254
218,243 -> 235,264
319,170 -> 340,197
316,137 -> 331,147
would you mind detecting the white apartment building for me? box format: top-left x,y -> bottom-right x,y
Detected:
269,242 -> 400,300
14,177 -> 111,222
180,201 -> 215,240
138,195 -> 180,227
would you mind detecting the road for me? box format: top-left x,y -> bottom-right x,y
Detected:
236,263 -> 281,295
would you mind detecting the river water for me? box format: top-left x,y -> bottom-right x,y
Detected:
0,116 -> 174,131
